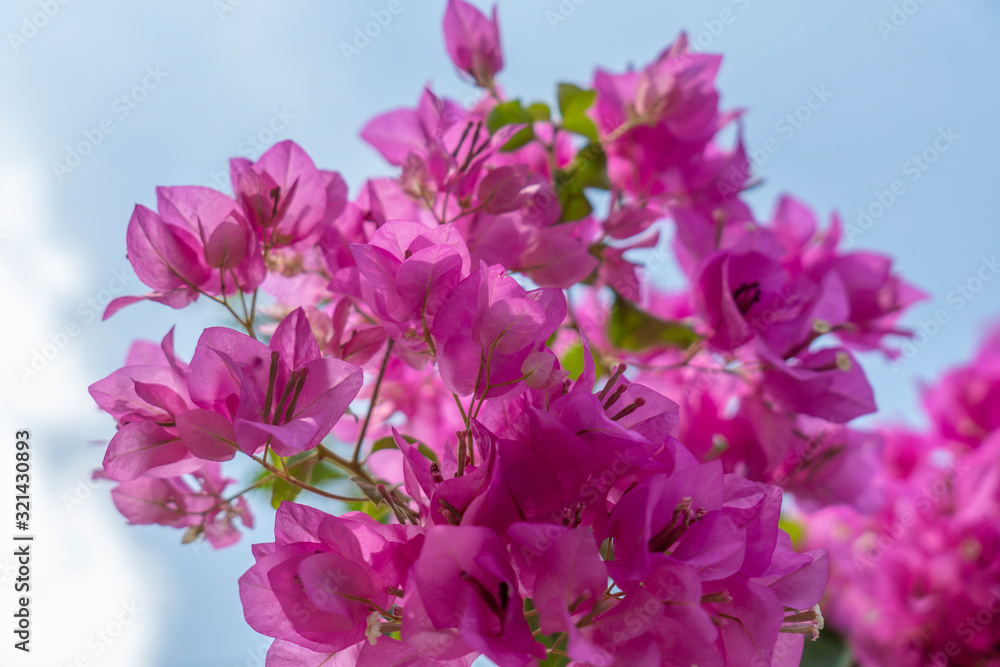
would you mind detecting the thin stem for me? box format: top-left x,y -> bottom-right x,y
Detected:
443,199 -> 492,225
420,190 -> 447,225
247,288 -> 259,331
318,444 -> 367,477
452,393 -> 470,429
221,452 -> 320,502
352,340 -> 395,463
248,451 -> 365,503
440,189 -> 452,224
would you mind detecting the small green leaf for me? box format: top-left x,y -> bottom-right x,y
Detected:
538,651 -> 571,667
371,436 -> 399,454
527,102 -> 551,122
557,182 -> 593,222
779,516 -> 804,547
267,452 -> 343,510
608,295 -> 698,352
550,143 -> 608,223
557,83 -> 595,118
503,127 -> 535,151
562,115 -> 599,142
486,99 -> 535,151
346,499 -> 392,523
487,100 -> 531,132
351,476 -> 384,506
524,597 -> 571,666
270,475 -> 303,510
371,435 -> 439,464
557,83 -> 599,141
572,144 -> 610,190
561,343 -> 601,381
800,629 -> 854,667
309,459 -> 345,486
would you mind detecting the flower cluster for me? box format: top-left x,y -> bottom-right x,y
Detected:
803,326 -> 1000,667
88,1 -> 935,665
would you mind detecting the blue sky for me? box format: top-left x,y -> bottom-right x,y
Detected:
1,1 -> 997,664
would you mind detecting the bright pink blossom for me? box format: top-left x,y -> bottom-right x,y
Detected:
443,0 -> 503,86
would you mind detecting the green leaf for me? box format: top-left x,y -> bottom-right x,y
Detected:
572,144 -> 610,190
268,452 -> 319,509
551,143 -> 608,223
346,499 -> 392,523
309,459 -> 345,486
270,475 -> 304,509
371,436 -> 399,454
608,296 -> 698,352
557,181 -> 593,222
503,127 -> 535,151
557,83 -> 598,141
779,516 -> 804,547
562,115 -> 599,142
800,629 -> 854,667
487,100 -> 531,132
267,453 -> 344,510
523,598 -> 571,666
351,476 -> 384,506
561,343 -> 601,381
557,83 -> 595,118
486,99 -> 535,151
371,435 -> 439,464
527,102 -> 551,122
538,650 -> 571,666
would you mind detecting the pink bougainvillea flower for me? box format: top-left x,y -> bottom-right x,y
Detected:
443,0 -> 503,86
403,525 -> 544,666
90,331 -> 201,481
109,461 -> 253,548
349,220 -> 472,356
593,33 -> 729,198
187,308 -> 363,457
921,323 -> 1000,446
361,87 -> 467,169
759,344 -> 876,424
240,503 -> 416,656
104,185 -> 266,318
506,524 -> 610,665
432,262 -> 566,399
231,140 -> 347,249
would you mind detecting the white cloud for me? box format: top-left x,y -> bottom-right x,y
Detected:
0,117 -> 164,667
